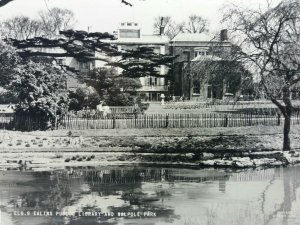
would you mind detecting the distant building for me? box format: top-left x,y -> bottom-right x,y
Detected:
169,30 -> 235,101
108,22 -> 170,101
21,45 -> 96,91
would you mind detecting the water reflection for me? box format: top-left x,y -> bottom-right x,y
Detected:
0,166 -> 299,225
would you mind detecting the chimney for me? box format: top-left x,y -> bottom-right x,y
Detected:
220,29 -> 228,41
159,26 -> 165,35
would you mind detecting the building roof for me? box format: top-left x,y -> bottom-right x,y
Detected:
171,33 -> 214,42
108,35 -> 169,45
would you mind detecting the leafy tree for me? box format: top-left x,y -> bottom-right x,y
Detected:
0,41 -> 68,130
12,60 -> 68,130
0,40 -> 20,86
68,86 -> 101,111
86,67 -> 142,106
0,90 -> 18,104
223,0 -> 300,151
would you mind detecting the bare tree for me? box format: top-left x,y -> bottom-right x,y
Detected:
166,21 -> 185,40
153,16 -> 185,39
223,0 -> 300,151
1,16 -> 41,39
0,0 -> 134,8
153,16 -> 172,34
184,14 -> 209,33
1,8 -> 75,40
38,7 -> 75,38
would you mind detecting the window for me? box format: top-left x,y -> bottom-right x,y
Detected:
57,59 -> 65,65
127,23 -> 132,26
183,51 -> 190,62
193,80 -> 200,94
194,51 -> 207,58
150,77 -> 157,86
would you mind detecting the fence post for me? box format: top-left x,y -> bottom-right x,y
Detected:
113,115 -> 116,129
165,114 -> 169,128
134,113 -> 137,128
224,115 -> 228,127
277,113 -> 281,126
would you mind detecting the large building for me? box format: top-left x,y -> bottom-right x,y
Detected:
170,30 -> 234,101
108,22 -> 170,101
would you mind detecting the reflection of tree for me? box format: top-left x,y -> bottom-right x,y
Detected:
259,169 -> 277,219
8,167 -> 234,225
81,167 -> 178,222
261,167 -> 300,224
10,172 -> 72,211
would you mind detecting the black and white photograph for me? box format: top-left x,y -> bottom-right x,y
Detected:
0,0 -> 300,224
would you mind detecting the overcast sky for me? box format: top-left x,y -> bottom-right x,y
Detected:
0,0 -> 281,34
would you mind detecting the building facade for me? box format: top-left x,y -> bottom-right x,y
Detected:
169,30 -> 234,101
108,22 -> 170,102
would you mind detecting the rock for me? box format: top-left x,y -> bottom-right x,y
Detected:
232,157 -> 254,168
253,158 -> 276,166
234,161 -> 254,168
202,153 -> 214,160
269,161 -> 283,166
200,160 -> 215,166
185,153 -> 194,159
232,157 -> 250,162
214,159 -> 233,166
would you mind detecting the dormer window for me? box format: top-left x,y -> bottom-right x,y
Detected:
194,51 -> 207,58
127,23 -> 132,26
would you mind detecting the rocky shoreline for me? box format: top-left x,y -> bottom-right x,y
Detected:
1,129 -> 300,170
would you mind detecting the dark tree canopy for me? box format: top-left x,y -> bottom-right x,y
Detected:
0,0 -> 13,7
0,41 -> 68,130
109,46 -> 174,78
85,67 -> 142,106
8,30 -> 174,78
8,30 -> 117,62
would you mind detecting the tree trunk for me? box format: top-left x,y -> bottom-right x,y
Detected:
283,114 -> 291,151
281,86 -> 293,151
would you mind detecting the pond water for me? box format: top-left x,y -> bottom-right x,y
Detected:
0,165 -> 300,225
